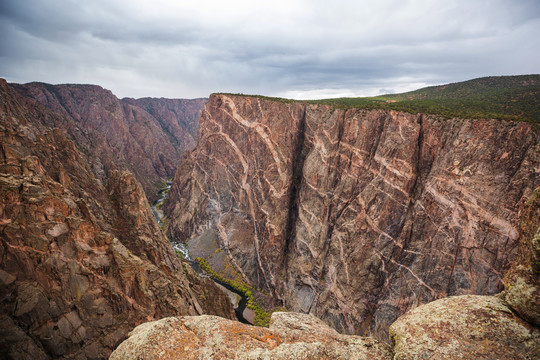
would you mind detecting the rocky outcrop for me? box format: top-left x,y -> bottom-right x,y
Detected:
109,312 -> 392,360
0,79 -> 233,359
11,81 -> 206,201
503,187 -> 540,326
107,169 -> 179,269
111,296 -> 538,360
390,295 -> 539,359
166,93 -> 538,340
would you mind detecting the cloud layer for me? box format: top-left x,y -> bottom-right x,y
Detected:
1,0 -> 539,99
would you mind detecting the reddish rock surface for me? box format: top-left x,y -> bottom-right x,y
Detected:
11,82 -> 206,201
0,79 -> 233,359
110,183 -> 538,360
166,94 -> 539,340
389,191 -> 540,359
125,97 -> 204,148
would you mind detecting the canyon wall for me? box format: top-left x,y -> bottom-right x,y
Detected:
166,94 -> 538,339
0,79 -> 233,359
12,82 -> 206,201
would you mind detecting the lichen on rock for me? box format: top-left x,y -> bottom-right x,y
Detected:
503,188 -> 540,326
389,295 -> 539,360
110,312 -> 392,360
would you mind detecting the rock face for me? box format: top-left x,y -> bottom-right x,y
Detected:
390,295 -> 539,359
166,94 -> 539,339
0,79 -> 233,359
109,312 -> 392,360
125,97 -> 203,148
12,82 -> 206,201
503,187 -> 540,326
113,201 -> 540,360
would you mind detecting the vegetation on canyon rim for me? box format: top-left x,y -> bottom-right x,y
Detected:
219,74 -> 540,123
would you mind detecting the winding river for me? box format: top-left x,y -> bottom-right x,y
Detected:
151,182 -> 252,324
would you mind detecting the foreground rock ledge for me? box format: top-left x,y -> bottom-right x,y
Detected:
111,295 -> 540,360
390,295 -> 539,360
109,312 -> 392,360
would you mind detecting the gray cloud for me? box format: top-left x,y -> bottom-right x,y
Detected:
1,0 -> 539,99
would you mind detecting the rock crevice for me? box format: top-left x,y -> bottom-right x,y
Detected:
283,105 -> 307,266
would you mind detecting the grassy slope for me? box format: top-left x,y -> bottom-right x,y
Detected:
218,75 -> 540,123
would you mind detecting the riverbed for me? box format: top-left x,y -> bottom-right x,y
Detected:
150,181 -> 170,226
151,182 -> 254,324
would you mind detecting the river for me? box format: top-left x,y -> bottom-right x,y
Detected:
150,182 -> 253,324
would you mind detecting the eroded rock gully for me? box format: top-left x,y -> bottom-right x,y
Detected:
0,79 -> 234,359
166,93 -> 539,340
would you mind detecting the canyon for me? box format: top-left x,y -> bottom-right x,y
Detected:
113,184 -> 540,358
114,180 -> 540,359
1,75 -> 538,359
166,93 -> 538,340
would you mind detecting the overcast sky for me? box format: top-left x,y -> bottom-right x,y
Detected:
1,0 -> 539,99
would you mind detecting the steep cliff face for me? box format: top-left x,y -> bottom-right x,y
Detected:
125,97 -> 205,147
12,82 -> 206,201
167,96 -> 306,287
166,94 -> 538,339
503,187 -> 540,326
0,80 -> 233,359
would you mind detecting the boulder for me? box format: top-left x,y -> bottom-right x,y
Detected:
110,312 -> 392,360
389,295 -> 539,360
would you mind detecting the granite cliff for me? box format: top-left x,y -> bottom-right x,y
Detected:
0,79 -> 234,359
166,93 -> 538,339
12,82 -> 206,201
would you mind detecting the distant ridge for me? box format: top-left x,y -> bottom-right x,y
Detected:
10,81 -> 207,201
219,75 -> 540,122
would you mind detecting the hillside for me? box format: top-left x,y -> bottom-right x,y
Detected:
221,75 -> 540,122
315,75 -> 540,122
